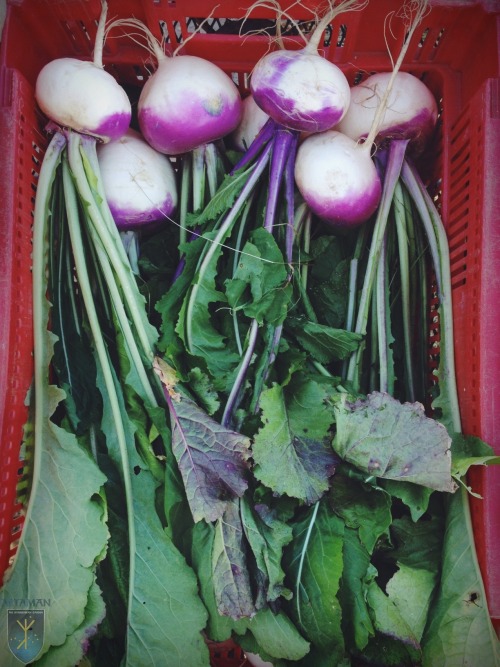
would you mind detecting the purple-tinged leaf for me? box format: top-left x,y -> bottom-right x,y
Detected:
212,500 -> 257,619
155,358 -> 251,523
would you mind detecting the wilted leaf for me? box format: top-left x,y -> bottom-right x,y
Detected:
240,498 -> 293,604
167,391 -> 251,523
212,500 -> 256,619
333,392 -> 457,492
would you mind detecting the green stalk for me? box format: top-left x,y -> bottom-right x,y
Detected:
393,180 -> 415,401
376,232 -> 389,393
67,132 -> 158,362
192,144 -> 207,213
179,153 -> 192,247
346,140 -> 408,390
400,160 -> 461,434
19,131 -> 66,574
232,195 -> 255,356
62,155 -> 137,623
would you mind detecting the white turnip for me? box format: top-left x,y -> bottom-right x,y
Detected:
295,0 -> 430,229
35,1 -> 131,143
97,129 -> 178,231
249,0 -> 367,132
336,71 -> 438,154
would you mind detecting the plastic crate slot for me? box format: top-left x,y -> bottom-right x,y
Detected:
61,19 -> 95,56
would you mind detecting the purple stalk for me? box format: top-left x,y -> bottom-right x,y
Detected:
231,118 -> 277,174
222,128 -> 298,425
222,319 -> 259,427
264,128 -> 298,232
284,135 -> 299,262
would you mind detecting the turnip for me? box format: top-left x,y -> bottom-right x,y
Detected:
97,128 -> 178,231
294,0 -> 431,229
230,94 -> 270,152
35,1 -> 130,142
336,70 -> 438,154
105,16 -> 243,271
97,128 -> 178,273
103,17 -> 242,156
249,0 -> 363,133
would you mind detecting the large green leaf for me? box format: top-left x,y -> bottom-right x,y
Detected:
333,392 -> 457,492
96,364 -> 209,667
422,487 -> 500,666
284,503 -> 345,663
126,471 -> 210,667
0,391 -> 108,667
36,577 -> 105,667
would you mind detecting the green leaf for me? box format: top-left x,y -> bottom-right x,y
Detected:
422,487 -> 500,666
186,367 -> 220,416
330,473 -> 392,553
284,503 -> 345,663
126,471 -> 210,667
286,316 -> 363,363
306,236 -> 351,329
36,577 -> 105,667
366,579 -> 421,650
225,228 -> 292,326
166,390 -> 251,523
240,607 -> 310,661
389,510 -> 444,572
196,166 -> 253,225
191,520 -> 240,642
240,497 -> 294,604
333,392 -> 457,492
212,500 -> 256,619
97,363 -> 209,667
381,479 -> 433,521
176,230 -> 241,392
338,528 -> 376,652
0,396 -> 108,667
252,383 -> 338,504
451,432 -> 500,480
385,563 -> 437,643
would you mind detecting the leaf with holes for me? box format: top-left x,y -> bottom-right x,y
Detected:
333,392 -> 457,492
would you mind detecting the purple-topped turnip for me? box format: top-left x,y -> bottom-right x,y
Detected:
97,129 -> 178,231
294,0 -> 431,229
336,71 -> 438,154
35,1 -> 130,142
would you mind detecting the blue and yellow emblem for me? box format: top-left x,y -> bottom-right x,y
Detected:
7,609 -> 44,663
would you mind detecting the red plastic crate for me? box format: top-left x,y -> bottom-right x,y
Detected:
0,0 -> 499,652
